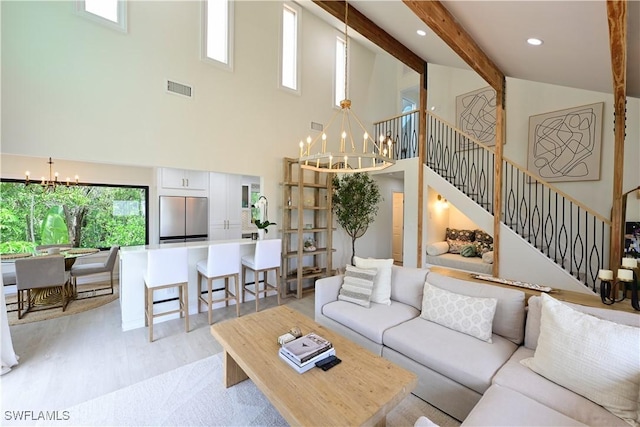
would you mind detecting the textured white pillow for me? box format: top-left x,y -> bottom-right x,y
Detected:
426,241 -> 449,256
421,282 -> 497,343
520,293 -> 640,425
354,256 -> 393,305
338,265 -> 376,308
482,251 -> 494,264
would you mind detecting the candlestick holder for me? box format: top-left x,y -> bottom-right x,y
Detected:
599,264 -> 639,311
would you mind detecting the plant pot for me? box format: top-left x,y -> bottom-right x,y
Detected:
258,229 -> 265,240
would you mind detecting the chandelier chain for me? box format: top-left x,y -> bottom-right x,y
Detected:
344,0 -> 349,102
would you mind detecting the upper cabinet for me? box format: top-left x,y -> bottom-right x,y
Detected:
161,168 -> 208,191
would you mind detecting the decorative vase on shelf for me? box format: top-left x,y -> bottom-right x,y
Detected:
258,229 -> 265,240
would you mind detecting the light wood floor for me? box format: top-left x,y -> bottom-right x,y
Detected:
2,290 -> 458,426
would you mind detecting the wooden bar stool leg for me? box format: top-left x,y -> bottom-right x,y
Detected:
242,266 -> 247,303
207,277 -> 213,325
255,270 -> 260,312
148,288 -> 154,342
276,267 -> 281,305
184,282 -> 189,333
234,273 -> 240,317
197,272 -> 202,315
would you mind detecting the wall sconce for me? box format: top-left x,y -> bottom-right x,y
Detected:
436,195 -> 449,209
598,257 -> 639,310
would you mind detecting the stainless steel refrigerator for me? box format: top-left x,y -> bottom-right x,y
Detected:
159,196 -> 208,243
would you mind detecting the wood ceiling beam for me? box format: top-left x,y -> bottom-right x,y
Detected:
402,0 -> 504,92
312,0 -> 424,74
606,0 -> 627,282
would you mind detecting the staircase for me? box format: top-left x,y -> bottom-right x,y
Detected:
424,112 -> 610,292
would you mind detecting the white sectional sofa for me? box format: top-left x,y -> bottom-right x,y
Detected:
315,265 -> 640,426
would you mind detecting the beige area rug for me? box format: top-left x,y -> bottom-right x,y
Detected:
40,354 -> 460,427
5,281 -> 118,326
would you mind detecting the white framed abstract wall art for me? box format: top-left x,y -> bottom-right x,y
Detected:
527,102 -> 604,182
455,86 -> 497,147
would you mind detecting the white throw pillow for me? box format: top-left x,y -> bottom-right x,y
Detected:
426,241 -> 449,256
481,251 -> 494,264
353,256 -> 393,305
338,265 -> 376,308
520,293 -> 640,426
420,281 -> 497,343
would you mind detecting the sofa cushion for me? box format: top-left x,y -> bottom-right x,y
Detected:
524,295 -> 640,350
425,272 -> 526,344
494,347 -> 631,427
354,256 -> 393,305
462,384 -> 588,426
322,300 -> 419,345
421,282 -> 497,343
520,294 -> 640,426
389,265 -> 428,310
383,317 -> 517,394
337,265 -> 376,308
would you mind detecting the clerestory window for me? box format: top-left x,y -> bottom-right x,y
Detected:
280,2 -> 300,92
203,0 -> 233,70
76,0 -> 127,32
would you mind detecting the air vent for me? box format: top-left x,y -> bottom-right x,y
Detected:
166,79 -> 193,98
310,122 -> 323,131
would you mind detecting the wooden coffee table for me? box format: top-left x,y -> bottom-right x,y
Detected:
210,305 -> 417,427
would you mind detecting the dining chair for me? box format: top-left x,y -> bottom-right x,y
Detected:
242,239 -> 282,312
144,247 -> 189,342
70,246 -> 119,296
15,255 -> 69,319
197,242 -> 241,324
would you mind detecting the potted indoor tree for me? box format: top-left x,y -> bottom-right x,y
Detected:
332,173 -> 382,265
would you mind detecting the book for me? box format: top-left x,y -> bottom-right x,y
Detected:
279,347 -> 336,374
280,333 -> 332,364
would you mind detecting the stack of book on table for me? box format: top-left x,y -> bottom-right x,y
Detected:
279,332 -> 335,373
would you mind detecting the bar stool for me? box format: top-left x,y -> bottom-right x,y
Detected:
242,239 -> 282,312
144,247 -> 189,342
197,242 -> 241,324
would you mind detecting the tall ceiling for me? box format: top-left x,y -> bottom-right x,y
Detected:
304,0 -> 640,98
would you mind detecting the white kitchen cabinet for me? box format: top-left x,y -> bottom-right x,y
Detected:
161,168 -> 208,191
209,172 -> 242,240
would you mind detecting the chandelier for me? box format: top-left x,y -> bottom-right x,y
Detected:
25,157 -> 79,190
297,0 -> 395,173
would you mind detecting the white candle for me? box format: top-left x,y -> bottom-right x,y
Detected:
598,269 -> 613,280
299,141 -> 303,157
363,132 -> 368,153
621,258 -> 637,269
617,269 -> 634,282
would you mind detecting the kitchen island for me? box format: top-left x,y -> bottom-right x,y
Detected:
119,239 -> 273,331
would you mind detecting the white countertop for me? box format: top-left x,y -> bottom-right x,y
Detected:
119,238 -> 258,256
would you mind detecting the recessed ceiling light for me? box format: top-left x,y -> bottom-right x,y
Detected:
417,30 -> 427,37
527,38 -> 543,46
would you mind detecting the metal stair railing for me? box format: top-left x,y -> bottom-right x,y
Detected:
373,110 -> 420,161
425,111 -> 611,291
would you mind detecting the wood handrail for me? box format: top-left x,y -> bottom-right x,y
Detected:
425,111 -> 612,225
373,109 -> 419,126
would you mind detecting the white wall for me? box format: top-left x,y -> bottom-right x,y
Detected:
427,63 -> 640,221
1,1 -> 399,265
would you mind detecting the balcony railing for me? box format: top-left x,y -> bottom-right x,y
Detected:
425,111 -> 611,291
373,110 -> 419,160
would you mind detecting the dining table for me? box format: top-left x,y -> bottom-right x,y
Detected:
1,248 -> 100,306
